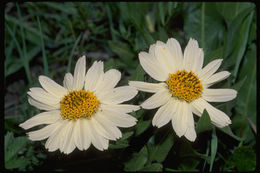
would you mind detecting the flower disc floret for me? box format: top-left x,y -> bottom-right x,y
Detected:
166,70 -> 202,102
60,90 -> 100,120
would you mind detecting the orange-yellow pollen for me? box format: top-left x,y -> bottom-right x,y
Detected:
60,90 -> 100,120
166,70 -> 202,103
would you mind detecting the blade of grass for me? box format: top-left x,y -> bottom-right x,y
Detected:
210,128 -> 218,171
6,25 -> 17,60
158,2 -> 165,26
105,4 -> 116,41
67,33 -> 82,72
201,2 -> 205,50
16,3 -> 32,84
5,14 -> 49,40
202,141 -> 210,171
37,16 -> 49,76
6,24 -> 23,65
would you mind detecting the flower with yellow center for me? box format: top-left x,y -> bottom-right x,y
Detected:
129,38 -> 237,141
20,56 -> 139,154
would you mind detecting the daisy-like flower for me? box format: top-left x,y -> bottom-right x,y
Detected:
20,56 -> 139,154
129,38 -> 237,141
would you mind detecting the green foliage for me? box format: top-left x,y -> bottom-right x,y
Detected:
109,131 -> 134,149
5,132 -> 46,171
124,146 -> 148,171
147,132 -> 174,163
227,146 -> 256,171
195,110 -> 212,133
5,2 -> 256,172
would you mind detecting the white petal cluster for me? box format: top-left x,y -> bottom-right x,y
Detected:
130,38 -> 237,141
20,56 -> 139,154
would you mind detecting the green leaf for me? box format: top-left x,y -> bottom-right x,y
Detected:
140,163 -> 163,172
135,119 -> 151,136
129,64 -> 145,81
223,4 -> 255,60
124,146 -> 148,171
121,131 -> 134,140
216,2 -> 253,26
158,2 -> 165,26
108,40 -> 135,60
231,11 -> 254,80
109,131 -> 134,149
4,118 -> 23,134
183,3 -> 224,54
195,110 -> 212,133
5,134 -> 28,162
232,76 -> 247,91
234,44 -> 256,140
218,126 -> 242,141
227,146 -> 256,171
147,132 -> 174,163
204,47 -> 223,66
5,157 -> 30,170
158,26 -> 168,42
109,141 -> 129,149
209,129 -> 218,171
4,132 -> 13,151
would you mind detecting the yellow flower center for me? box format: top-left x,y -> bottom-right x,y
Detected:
60,90 -> 100,120
166,70 -> 202,103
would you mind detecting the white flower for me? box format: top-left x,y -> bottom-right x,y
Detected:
20,56 -> 139,154
129,38 -> 237,142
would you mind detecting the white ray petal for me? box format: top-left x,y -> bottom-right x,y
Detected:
139,51 -> 169,81
28,120 -> 63,141
90,117 -> 115,140
184,108 -> 196,141
39,75 -> 68,99
80,119 -> 91,150
190,98 -> 205,116
72,56 -> 86,90
185,127 -> 197,142
141,89 -> 171,109
129,81 -> 167,93
183,38 -> 204,73
63,73 -> 74,91
204,101 -> 232,128
100,104 -> 140,114
202,89 -> 237,102
28,88 -> 60,105
198,59 -> 223,81
59,120 -> 76,154
28,97 -> 59,111
95,69 -> 121,93
19,110 -> 61,130
87,120 -> 109,151
100,108 -> 137,128
72,119 -> 83,151
152,99 -> 176,128
84,61 -> 104,92
154,42 -> 177,73
193,98 -> 231,128
94,113 -> 122,140
171,101 -> 189,137
45,120 -> 67,152
98,86 -> 138,104
202,71 -> 230,87
166,38 -> 183,69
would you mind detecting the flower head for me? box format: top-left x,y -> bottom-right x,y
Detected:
129,38 -> 237,141
20,56 -> 139,154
